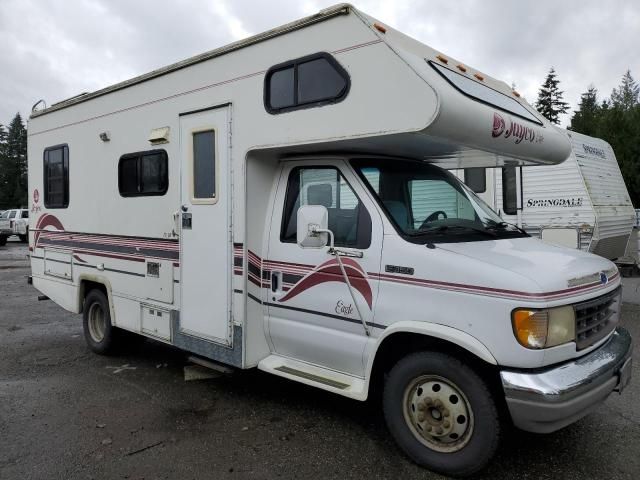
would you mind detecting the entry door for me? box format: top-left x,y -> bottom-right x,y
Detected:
179,106 -> 231,345
265,162 -> 383,377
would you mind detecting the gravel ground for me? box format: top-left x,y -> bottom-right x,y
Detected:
1,239 -> 639,480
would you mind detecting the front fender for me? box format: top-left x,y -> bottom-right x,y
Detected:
366,320 -> 497,380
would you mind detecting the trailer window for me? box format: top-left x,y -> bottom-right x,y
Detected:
43,144 -> 69,208
464,168 -> 486,193
265,52 -> 349,114
118,149 -> 168,197
281,167 -> 371,249
192,130 -> 216,199
429,61 -> 542,125
502,167 -> 518,215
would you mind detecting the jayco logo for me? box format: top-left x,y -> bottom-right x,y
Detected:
335,300 -> 354,316
491,112 -> 543,145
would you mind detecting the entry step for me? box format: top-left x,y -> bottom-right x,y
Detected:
258,355 -> 366,400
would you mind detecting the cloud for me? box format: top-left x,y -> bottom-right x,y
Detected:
0,0 -> 637,128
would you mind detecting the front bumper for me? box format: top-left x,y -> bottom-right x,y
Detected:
500,327 -> 633,433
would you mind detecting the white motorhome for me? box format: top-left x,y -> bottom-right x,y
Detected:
454,130 -> 636,261
27,4 -> 632,476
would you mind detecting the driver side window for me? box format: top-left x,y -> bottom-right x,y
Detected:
281,167 -> 372,249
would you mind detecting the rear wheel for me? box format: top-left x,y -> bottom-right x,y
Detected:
0,236 -> 7,246
383,351 -> 500,477
83,289 -> 118,355
19,234 -> 27,243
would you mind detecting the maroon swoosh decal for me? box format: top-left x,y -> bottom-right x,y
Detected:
34,214 -> 65,247
278,258 -> 373,309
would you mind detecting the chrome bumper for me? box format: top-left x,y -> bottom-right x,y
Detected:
500,327 -> 633,433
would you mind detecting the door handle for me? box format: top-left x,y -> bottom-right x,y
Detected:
271,271 -> 282,293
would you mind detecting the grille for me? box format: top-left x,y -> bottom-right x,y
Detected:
574,287 -> 621,350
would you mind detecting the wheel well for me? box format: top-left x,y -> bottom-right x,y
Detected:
368,333 -> 504,406
79,280 -> 108,313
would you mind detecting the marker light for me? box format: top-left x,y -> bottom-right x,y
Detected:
373,22 -> 387,33
456,64 -> 467,72
436,54 -> 448,64
512,306 -> 576,349
512,90 -> 521,98
474,73 -> 484,81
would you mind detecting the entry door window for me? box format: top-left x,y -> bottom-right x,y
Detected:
281,167 -> 372,249
192,130 -> 216,200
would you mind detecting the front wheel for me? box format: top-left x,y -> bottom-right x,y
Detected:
19,234 -> 27,243
383,351 -> 500,477
83,289 -> 118,355
0,236 -> 7,246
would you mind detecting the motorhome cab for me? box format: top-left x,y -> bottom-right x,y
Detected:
453,129 -> 636,261
27,4 -> 632,476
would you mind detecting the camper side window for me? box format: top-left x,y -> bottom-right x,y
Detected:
281,167 -> 371,249
502,167 -> 518,215
464,168 -> 486,193
265,52 -> 350,114
43,144 -> 69,208
118,150 -> 168,197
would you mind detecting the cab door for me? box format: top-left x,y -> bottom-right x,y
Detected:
265,160 -> 383,377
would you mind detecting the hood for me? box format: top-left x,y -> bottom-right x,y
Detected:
437,237 -> 618,298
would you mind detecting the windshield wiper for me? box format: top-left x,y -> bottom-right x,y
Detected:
416,224 -> 497,238
484,220 -> 528,235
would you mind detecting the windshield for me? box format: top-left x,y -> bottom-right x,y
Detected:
352,159 -> 528,244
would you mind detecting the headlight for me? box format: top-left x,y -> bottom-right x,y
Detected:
512,306 -> 576,349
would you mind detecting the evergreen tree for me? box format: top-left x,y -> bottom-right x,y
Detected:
0,114 -> 28,209
595,71 -> 640,207
0,123 -> 10,209
610,70 -> 639,110
570,85 -> 600,136
535,67 -> 570,124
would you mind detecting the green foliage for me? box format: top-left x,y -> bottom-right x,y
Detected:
535,67 -> 570,124
570,71 -> 640,207
569,86 -> 600,136
0,113 -> 28,209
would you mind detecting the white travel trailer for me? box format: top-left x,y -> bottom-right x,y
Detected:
27,4 -> 632,476
453,130 -> 636,262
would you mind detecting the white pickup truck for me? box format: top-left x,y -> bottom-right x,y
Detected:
0,208 -> 29,245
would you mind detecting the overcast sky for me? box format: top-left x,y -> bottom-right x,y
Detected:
1,0 -> 638,128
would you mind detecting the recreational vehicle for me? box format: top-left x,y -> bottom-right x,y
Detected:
453,130 -> 636,262
27,4 -> 632,476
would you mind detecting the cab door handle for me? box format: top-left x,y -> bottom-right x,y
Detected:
271,271 -> 282,293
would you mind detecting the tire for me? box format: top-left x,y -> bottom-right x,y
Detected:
0,236 -> 7,246
19,234 -> 27,243
83,289 -> 118,355
383,351 -> 500,477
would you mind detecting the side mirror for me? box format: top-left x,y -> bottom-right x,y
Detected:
297,205 -> 329,248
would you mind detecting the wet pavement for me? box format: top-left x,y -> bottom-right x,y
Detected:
1,239 -> 639,479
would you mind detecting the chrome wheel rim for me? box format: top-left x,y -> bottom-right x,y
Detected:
87,303 -> 106,342
403,375 -> 474,453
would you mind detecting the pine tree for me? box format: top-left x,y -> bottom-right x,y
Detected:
0,123 -> 10,209
610,70 -> 639,110
535,67 -> 570,124
569,85 -> 600,136
1,114 -> 28,208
